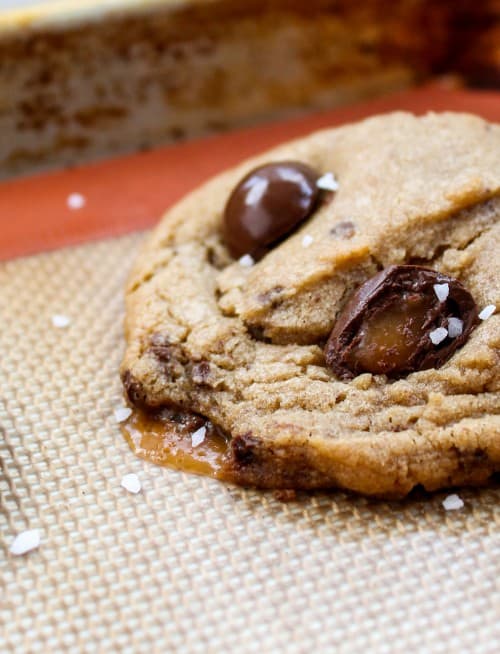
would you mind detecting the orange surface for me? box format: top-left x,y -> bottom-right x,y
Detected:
1,84 -> 499,261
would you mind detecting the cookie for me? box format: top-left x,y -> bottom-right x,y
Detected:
121,112 -> 500,497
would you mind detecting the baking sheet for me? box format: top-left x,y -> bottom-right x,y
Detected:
2,84 -> 500,261
1,88 -> 499,652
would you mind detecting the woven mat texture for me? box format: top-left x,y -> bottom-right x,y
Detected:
1,234 -> 499,653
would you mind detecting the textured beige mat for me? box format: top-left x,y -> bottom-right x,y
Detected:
1,234 -> 499,653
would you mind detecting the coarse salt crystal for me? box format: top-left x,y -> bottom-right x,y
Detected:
9,529 -> 41,556
51,314 -> 71,328
302,234 -> 314,248
121,473 -> 141,494
67,193 -> 86,210
114,407 -> 132,423
191,426 -> 206,447
316,172 -> 339,192
429,327 -> 448,345
447,317 -> 463,338
479,304 -> 496,321
442,494 -> 464,511
433,283 -> 449,303
238,254 -> 255,268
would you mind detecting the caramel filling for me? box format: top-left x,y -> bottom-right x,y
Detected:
121,407 -> 232,480
348,293 -> 433,375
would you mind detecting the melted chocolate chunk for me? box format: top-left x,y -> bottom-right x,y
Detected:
223,161 -> 321,259
325,265 -> 479,379
154,406 -> 206,432
122,370 -> 150,409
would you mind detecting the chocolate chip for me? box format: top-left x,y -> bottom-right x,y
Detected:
150,332 -> 171,348
232,432 -> 259,465
246,325 -> 272,343
223,161 -> 321,259
122,370 -> 149,409
256,285 -> 284,307
330,220 -> 356,239
191,361 -> 211,385
325,265 -> 479,379
148,335 -> 187,381
155,406 -> 205,432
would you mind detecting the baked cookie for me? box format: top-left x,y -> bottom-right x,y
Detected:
121,112 -> 500,497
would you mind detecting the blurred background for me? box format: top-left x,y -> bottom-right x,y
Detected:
1,0 -> 498,180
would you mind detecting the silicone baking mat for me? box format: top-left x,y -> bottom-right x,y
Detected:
1,87 -> 499,653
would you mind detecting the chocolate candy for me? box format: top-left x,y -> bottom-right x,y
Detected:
223,161 -> 320,259
325,265 -> 479,379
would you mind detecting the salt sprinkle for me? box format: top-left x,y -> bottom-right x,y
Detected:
120,473 -> 141,494
302,234 -> 314,248
67,192 -> 86,210
238,254 -> 255,268
191,426 -> 206,448
114,407 -> 132,423
9,529 -> 41,556
433,283 -> 449,303
429,327 -> 448,345
51,314 -> 71,328
447,317 -> 463,338
316,172 -> 339,192
478,304 -> 496,321
442,494 -> 464,511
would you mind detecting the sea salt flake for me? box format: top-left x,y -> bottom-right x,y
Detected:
442,494 -> 464,511
114,407 -> 132,423
191,426 -> 206,447
479,304 -> 496,321
302,234 -> 314,248
238,254 -> 255,268
316,172 -> 339,192
67,192 -> 86,210
429,327 -> 448,345
9,529 -> 41,556
51,314 -> 71,328
447,317 -> 463,338
433,283 -> 449,302
121,473 -> 141,494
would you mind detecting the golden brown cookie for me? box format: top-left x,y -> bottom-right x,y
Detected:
121,112 -> 500,497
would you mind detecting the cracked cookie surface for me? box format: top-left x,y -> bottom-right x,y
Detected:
121,112 -> 500,497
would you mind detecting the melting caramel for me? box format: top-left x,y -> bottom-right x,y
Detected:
121,406 -> 232,480
348,293 -> 433,375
